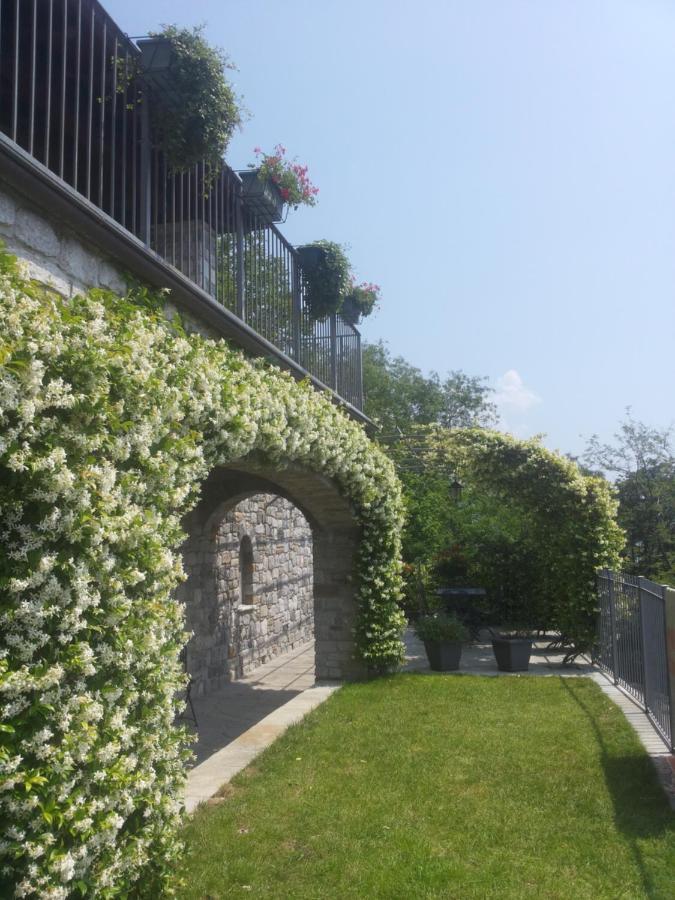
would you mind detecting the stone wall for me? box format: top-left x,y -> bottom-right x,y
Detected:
0,182 -> 127,298
180,493 -> 314,695
0,179 -> 221,340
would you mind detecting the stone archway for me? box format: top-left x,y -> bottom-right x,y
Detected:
176,459 -> 367,692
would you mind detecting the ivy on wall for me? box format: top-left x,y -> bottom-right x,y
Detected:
0,251 -> 404,897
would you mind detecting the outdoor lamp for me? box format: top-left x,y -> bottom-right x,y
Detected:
449,477 -> 463,502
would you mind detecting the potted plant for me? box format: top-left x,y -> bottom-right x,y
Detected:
240,145 -> 318,224
296,240 -> 351,320
490,627 -> 534,672
137,25 -> 242,176
414,612 -> 469,672
490,589 -> 539,672
341,281 -> 380,325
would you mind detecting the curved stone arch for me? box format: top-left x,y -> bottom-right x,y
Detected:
178,459 -> 365,693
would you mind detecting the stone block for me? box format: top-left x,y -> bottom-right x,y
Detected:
0,192 -> 16,225
16,208 -> 60,256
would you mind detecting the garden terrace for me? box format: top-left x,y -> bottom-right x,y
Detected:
0,0 -> 364,413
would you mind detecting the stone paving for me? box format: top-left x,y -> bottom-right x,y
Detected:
184,642 -> 340,813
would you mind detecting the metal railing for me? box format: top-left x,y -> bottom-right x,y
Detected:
0,0 -> 363,409
596,569 -> 673,750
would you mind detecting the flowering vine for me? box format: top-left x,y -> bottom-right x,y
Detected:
0,250 -> 404,897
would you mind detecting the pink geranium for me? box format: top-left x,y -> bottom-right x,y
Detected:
251,145 -> 319,209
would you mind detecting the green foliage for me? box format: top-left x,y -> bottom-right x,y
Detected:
147,25 -> 242,174
297,241 -> 352,320
0,250 -> 404,896
414,612 -> 469,643
395,427 -> 624,655
584,412 -> 675,584
362,341 -> 498,435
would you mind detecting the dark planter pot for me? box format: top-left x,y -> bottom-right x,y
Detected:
239,170 -> 284,224
340,295 -> 361,326
296,245 -> 326,270
423,640 -> 463,672
138,38 -> 174,73
491,637 -> 532,672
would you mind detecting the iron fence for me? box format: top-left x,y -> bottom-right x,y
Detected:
0,0 -> 363,409
596,569 -> 673,750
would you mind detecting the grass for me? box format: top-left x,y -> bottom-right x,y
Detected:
180,675 -> 674,899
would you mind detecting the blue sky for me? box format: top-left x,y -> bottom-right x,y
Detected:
107,0 -> 675,456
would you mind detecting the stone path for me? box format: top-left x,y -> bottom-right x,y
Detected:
185,642 -> 340,813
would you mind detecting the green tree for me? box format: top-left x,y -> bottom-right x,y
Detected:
584,412 -> 675,582
362,341 -> 498,436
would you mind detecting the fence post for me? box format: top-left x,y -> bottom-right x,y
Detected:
138,100 -> 152,246
606,568 -> 619,684
663,584 -> 675,752
329,313 -> 338,391
291,255 -> 302,365
235,191 -> 245,321
637,576 -> 650,712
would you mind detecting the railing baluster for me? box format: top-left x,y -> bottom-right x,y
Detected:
59,0 -> 67,180
73,0 -> 81,190
29,0 -> 36,156
12,0 -> 19,143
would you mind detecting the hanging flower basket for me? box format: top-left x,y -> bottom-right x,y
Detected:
239,170 -> 285,224
297,241 -> 351,320
341,282 -> 380,325
137,27 -> 242,177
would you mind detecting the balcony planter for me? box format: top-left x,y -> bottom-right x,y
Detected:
491,636 -> 533,672
423,640 -> 463,672
137,27 -> 243,177
296,241 -> 351,320
340,294 -> 362,326
138,37 -> 174,77
239,170 -> 284,224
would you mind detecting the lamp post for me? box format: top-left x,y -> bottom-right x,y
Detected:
449,477 -> 463,503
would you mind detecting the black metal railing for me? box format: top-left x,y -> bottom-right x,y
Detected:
596,569 -> 673,750
0,0 -> 363,409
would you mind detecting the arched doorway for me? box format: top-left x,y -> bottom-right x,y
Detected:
176,459 -> 366,696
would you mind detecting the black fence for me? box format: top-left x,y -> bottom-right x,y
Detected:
0,0 -> 363,409
596,569 -> 673,750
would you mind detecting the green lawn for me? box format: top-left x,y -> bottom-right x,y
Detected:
180,675 -> 674,899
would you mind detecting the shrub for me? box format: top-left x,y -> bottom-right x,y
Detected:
0,251 -> 404,896
414,612 -> 469,644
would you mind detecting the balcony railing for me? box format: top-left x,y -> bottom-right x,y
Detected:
0,0 -> 363,409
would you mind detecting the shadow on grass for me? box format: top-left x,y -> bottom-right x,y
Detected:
560,677 -> 674,896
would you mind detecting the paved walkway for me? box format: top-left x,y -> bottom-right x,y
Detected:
184,642 -> 340,813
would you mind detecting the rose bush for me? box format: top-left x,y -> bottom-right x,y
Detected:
0,250 -> 404,897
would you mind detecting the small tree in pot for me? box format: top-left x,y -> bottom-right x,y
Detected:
414,612 -> 469,672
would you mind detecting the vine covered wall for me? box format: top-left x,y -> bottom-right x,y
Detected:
0,252 -> 404,897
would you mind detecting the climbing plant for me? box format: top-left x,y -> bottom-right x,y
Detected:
394,427 -> 624,653
0,251 -> 404,897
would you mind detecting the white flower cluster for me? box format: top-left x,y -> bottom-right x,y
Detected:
0,254 -> 405,897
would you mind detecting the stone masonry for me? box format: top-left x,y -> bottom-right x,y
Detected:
180,493 -> 314,696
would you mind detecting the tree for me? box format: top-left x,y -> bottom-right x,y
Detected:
584,412 -> 675,582
362,341 -> 498,436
